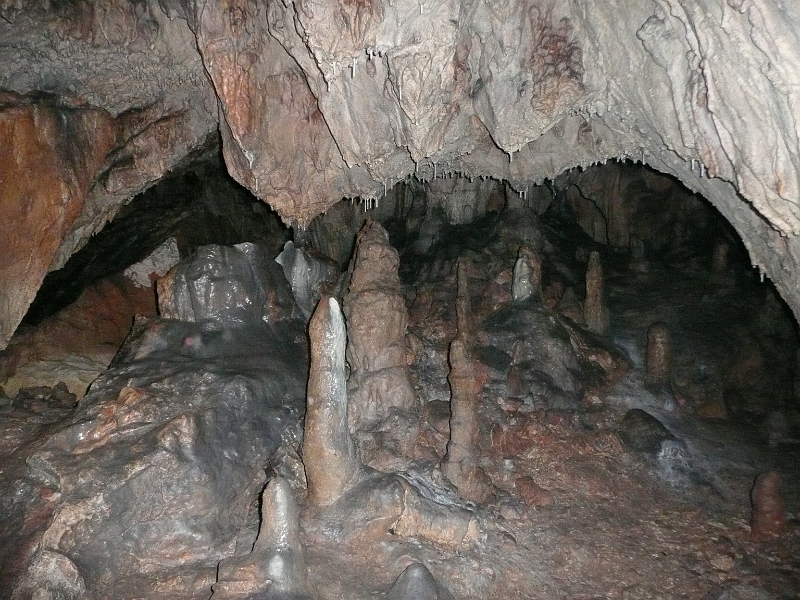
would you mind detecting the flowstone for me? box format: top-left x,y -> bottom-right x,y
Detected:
1,247 -> 309,599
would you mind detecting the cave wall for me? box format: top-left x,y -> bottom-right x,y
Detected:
1,0 -> 800,348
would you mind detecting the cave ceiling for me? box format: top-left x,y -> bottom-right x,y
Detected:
1,0 -> 800,350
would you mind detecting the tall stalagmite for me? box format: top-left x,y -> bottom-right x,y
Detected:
302,296 -> 360,508
344,220 -> 416,431
584,250 -> 609,335
442,260 -> 492,503
645,322 -> 671,390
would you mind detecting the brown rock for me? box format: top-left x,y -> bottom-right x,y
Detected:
645,322 -> 671,389
556,287 -> 584,324
442,340 -> 493,503
455,257 -> 473,344
584,251 -> 609,335
344,220 -> 416,433
750,471 -> 786,543
515,476 -> 554,507
490,422 -> 536,457
0,95 -> 117,351
302,297 -> 360,508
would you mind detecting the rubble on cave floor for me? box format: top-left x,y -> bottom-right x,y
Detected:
1,193 -> 799,600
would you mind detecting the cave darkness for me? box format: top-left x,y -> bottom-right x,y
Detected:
2,1 -> 800,598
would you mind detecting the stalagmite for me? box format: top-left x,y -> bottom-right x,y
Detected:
387,563 -> 455,600
584,251 -> 610,335
212,476 -> 310,599
512,245 -> 543,302
455,257 -> 472,344
302,296 -> 360,508
344,220 -> 416,432
645,322 -> 671,390
442,339 -> 493,503
750,471 -> 787,543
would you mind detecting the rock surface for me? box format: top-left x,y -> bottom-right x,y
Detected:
3,0 -> 800,346
344,221 -> 416,432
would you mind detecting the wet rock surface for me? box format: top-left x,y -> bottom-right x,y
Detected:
1,176 -> 800,599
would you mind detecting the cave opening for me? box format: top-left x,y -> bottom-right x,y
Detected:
1,156 -> 799,599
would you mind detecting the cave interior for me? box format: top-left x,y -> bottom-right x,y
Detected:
2,1 -> 800,599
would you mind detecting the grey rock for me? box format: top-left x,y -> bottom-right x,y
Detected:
701,582 -> 775,600
618,409 -> 676,453
275,241 -> 339,319
1,313 -> 309,599
159,243 -> 299,325
387,563 -> 455,600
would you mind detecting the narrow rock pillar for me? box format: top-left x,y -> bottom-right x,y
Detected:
584,250 -> 609,334
442,337 -> 492,503
455,257 -> 472,343
302,296 -> 359,507
645,322 -> 671,390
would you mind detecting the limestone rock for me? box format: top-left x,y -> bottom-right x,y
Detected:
512,246 -> 543,302
618,409 -> 676,453
158,243 -> 299,325
275,241 -> 340,319
750,471 -> 787,543
1,312 -> 309,599
515,476 -> 554,507
645,322 -> 671,390
442,340 -> 493,504
386,563 -> 455,600
212,477 -> 310,599
303,297 -> 360,508
124,237 -> 181,288
344,221 -> 416,432
583,251 -> 609,335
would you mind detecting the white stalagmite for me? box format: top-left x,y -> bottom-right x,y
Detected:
302,296 -> 360,507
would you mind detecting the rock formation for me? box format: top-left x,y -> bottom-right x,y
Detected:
584,250 -> 609,335
645,322 -> 672,390
1,0 -> 800,349
212,476 -> 310,599
387,563 -> 455,600
512,246 -> 543,302
750,471 -> 787,543
442,339 -> 493,503
301,295 -> 480,549
302,296 -> 361,508
158,243 -> 299,325
344,220 -> 416,432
